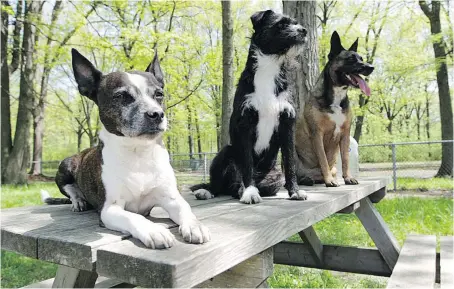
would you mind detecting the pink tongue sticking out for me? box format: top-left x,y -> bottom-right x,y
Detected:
351,74 -> 370,96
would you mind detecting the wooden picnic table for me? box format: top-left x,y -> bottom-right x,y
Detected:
2,177 -> 399,288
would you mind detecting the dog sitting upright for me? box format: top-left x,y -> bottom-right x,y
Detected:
191,10 -> 307,204
42,49 -> 210,248
295,31 -> 374,187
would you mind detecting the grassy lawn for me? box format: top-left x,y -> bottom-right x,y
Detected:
397,177 -> 453,191
1,181 -> 453,288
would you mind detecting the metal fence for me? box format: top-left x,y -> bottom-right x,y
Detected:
38,140 -> 453,191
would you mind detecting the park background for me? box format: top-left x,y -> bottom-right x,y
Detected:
1,0 -> 453,288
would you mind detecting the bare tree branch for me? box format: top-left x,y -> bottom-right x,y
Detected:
167,78 -> 203,109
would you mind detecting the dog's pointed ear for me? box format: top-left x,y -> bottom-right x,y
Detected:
349,38 -> 359,52
146,50 -> 164,88
250,10 -> 272,30
71,48 -> 102,104
328,31 -> 345,60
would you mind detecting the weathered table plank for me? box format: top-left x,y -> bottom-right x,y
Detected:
1,177 -> 390,288
440,236 -> 453,289
195,248 -> 274,288
386,235 -> 436,289
274,241 -> 391,276
1,207 -> 101,258
96,178 -> 389,288
1,195 -> 250,270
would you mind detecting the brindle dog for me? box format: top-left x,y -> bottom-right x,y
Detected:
295,31 -> 374,187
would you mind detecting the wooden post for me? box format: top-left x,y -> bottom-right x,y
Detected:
298,226 -> 323,265
195,248 -> 273,288
52,265 -> 98,288
355,197 -> 400,270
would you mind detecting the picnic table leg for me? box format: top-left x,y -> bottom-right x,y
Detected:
355,197 -> 400,270
298,226 -> 323,265
52,265 -> 98,288
195,248 -> 273,288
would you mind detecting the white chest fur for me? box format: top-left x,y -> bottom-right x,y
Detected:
328,87 -> 347,134
243,52 -> 295,154
99,128 -> 176,214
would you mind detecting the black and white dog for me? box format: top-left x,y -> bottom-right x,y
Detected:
41,49 -> 210,249
191,10 -> 308,204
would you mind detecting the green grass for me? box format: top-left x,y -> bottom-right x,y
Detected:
1,182 -> 453,288
271,196 -> 453,288
397,177 -> 453,191
1,182 -> 62,209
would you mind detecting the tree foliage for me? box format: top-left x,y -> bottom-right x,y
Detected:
1,0 -> 452,183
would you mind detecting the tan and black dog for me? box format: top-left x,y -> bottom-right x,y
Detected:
295,31 -> 374,187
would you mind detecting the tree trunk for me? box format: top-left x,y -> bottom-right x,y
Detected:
186,101 -> 194,160
387,121 -> 392,135
30,68 -> 48,175
194,112 -> 202,160
420,1 -> 453,177
3,0 -> 40,184
353,2 -> 390,143
30,1 -> 62,175
353,96 -> 366,143
220,0 -> 233,147
426,94 -> 432,157
9,0 -> 23,75
77,128 -> 83,153
283,0 -> 319,110
216,116 -> 221,151
1,1 -> 12,180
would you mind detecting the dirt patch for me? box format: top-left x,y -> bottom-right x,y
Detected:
28,174 -> 54,182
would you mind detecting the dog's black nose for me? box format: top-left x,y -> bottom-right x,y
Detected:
363,64 -> 375,75
146,111 -> 164,121
298,27 -> 307,37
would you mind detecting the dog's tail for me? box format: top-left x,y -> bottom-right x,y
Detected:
40,190 -> 71,205
189,183 -> 211,192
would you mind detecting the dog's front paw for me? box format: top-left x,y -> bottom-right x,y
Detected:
71,198 -> 88,212
194,189 -> 214,200
325,177 -> 340,187
135,223 -> 176,249
289,189 -> 308,200
240,186 -> 262,204
179,220 -> 211,244
344,177 -> 359,185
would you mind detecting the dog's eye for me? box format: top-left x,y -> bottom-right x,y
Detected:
155,91 -> 164,101
349,55 -> 357,62
116,92 -> 134,105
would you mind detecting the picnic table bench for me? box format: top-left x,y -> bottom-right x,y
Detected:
1,176 -> 439,288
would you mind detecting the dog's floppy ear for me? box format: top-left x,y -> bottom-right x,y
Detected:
328,31 -> 345,60
146,50 -> 164,88
349,38 -> 359,52
71,48 -> 102,104
250,10 -> 273,30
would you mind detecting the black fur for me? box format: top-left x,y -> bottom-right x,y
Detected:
190,10 -> 307,201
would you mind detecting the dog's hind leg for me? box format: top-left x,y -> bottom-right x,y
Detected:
54,156 -> 89,212
211,149 -> 244,199
297,175 -> 315,186
255,169 -> 284,197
